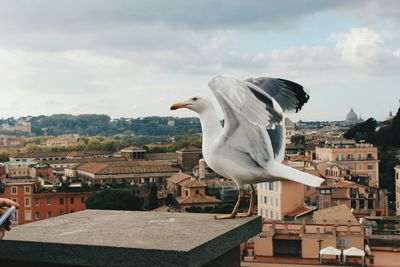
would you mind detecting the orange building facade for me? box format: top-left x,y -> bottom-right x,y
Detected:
315,142 -> 379,187
0,179 -> 91,225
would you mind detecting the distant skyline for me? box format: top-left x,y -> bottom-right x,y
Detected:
0,1 -> 399,122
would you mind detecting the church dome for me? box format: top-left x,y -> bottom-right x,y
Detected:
346,108 -> 358,122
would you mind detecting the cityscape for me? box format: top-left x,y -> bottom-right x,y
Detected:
0,1 -> 400,267
1,107 -> 400,266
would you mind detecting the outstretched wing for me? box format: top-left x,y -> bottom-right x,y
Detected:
245,77 -> 309,112
208,75 -> 285,168
246,77 -> 309,161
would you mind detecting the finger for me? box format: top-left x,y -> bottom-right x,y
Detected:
0,198 -> 20,209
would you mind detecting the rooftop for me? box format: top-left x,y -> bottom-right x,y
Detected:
313,205 -> 358,225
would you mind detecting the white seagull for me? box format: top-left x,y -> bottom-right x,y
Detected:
171,75 -> 324,219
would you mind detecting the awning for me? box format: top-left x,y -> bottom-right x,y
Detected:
343,247 -> 365,257
274,234 -> 301,240
320,246 -> 341,256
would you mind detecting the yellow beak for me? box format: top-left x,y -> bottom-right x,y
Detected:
170,103 -> 188,110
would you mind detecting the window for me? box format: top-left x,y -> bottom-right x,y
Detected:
306,185 -> 311,191
47,211 -> 52,218
12,198 -> 17,203
11,186 -> 17,194
351,199 -> 356,209
60,210 -> 65,216
367,165 -> 373,170
60,198 -> 64,205
358,153 -> 363,160
264,196 -> 267,204
25,197 -> 31,207
347,154 -> 353,160
195,190 -> 199,195
81,197 -> 85,203
269,182 -> 274,191
260,208 -> 263,217
270,211 -> 273,218
358,165 -> 363,171
320,189 -> 331,195
368,199 -> 374,209
338,239 -> 346,247
275,198 -> 279,207
70,197 -> 74,204
35,212 -> 40,220
24,186 -> 31,194
359,200 -> 365,209
24,210 -> 32,221
12,212 -> 18,222
338,154 -> 343,161
367,153 -> 373,160
47,198 -> 52,205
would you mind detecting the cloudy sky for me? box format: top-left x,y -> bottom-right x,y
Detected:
0,0 -> 399,121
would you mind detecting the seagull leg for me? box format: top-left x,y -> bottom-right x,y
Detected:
236,184 -> 255,218
214,189 -> 243,219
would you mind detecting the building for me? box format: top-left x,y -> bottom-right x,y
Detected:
0,135 -> 25,150
396,165 -> 400,216
318,179 -> 388,217
315,140 -> 379,187
167,173 -> 221,212
0,119 -> 31,134
257,180 -> 308,220
0,179 -> 91,225
66,161 -> 179,188
176,147 -> 202,172
120,146 -> 146,160
41,134 -> 82,147
253,205 -> 364,260
285,118 -> 296,144
344,108 -> 363,125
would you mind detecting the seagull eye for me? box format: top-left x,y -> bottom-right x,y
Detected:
192,97 -> 198,101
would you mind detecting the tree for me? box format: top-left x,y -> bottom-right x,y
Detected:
0,152 -> 10,163
344,118 -> 378,144
85,189 -> 144,211
291,135 -> 305,145
148,183 -> 159,210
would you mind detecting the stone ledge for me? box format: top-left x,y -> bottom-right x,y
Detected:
0,210 -> 261,267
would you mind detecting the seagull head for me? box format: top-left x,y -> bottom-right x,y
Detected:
170,96 -> 211,114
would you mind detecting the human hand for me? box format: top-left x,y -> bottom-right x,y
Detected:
0,198 -> 19,240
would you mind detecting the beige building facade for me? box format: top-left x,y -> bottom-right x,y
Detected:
253,205 -> 364,259
257,180 -> 305,220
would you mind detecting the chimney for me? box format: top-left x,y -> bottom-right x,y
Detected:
199,159 -> 206,180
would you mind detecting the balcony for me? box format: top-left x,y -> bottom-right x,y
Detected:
0,210 -> 261,267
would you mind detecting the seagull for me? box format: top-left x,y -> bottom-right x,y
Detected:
171,75 -> 324,219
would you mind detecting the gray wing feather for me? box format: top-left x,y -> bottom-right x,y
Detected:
246,77 -> 309,113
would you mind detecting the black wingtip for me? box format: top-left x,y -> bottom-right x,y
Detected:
276,78 -> 309,113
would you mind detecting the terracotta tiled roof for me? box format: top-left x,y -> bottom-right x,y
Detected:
179,179 -> 206,188
40,157 -> 128,165
176,195 -> 221,204
145,153 -> 177,161
320,180 -> 366,189
177,146 -> 201,152
313,205 -> 358,225
67,151 -> 113,157
13,151 -> 69,158
285,206 -> 312,217
167,173 -> 191,184
76,162 -> 179,175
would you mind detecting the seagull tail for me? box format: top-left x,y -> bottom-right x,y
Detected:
269,163 -> 324,187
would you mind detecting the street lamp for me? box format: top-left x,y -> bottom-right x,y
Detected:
318,239 -> 324,262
